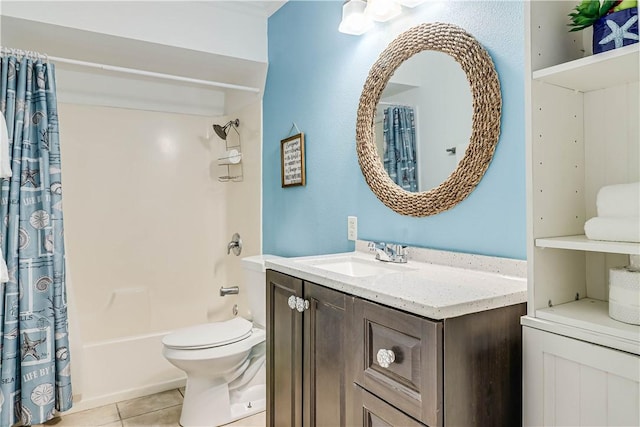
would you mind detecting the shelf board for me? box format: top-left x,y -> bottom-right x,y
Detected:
535,298 -> 639,348
536,235 -> 640,255
533,44 -> 639,92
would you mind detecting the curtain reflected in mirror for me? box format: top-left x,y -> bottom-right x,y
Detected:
381,106 -> 418,192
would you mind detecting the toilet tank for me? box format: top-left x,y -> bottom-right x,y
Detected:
241,254 -> 280,328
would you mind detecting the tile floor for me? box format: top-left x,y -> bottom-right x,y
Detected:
38,388 -> 265,427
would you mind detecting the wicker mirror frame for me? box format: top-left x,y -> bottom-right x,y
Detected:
356,22 -> 502,217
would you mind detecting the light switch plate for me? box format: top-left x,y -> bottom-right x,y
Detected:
347,216 -> 357,241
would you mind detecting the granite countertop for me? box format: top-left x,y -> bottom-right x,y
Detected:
265,245 -> 527,320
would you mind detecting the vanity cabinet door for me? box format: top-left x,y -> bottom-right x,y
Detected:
353,298 -> 443,427
266,270 -> 303,427
267,271 -> 351,427
303,282 -> 352,427
353,385 -> 426,427
443,303 -> 526,426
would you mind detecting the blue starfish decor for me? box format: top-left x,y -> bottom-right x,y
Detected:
593,7 -> 639,53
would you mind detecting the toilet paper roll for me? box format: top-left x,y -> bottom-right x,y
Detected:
218,149 -> 242,165
609,267 -> 640,325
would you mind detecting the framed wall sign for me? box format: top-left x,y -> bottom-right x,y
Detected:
281,133 -> 306,187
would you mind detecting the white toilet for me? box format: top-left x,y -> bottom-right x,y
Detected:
162,255 -> 277,427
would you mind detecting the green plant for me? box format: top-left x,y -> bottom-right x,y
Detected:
569,0 -> 618,31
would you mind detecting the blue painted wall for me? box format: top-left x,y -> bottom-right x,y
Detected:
263,1 -> 525,259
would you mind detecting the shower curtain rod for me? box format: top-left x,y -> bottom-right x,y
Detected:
48,56 -> 261,93
1,48 -> 260,93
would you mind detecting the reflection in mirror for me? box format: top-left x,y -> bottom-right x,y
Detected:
374,51 -> 472,192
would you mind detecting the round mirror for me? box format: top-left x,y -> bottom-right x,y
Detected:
374,51 -> 472,192
357,23 -> 502,217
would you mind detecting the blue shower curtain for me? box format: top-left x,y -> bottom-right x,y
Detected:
383,106 -> 418,192
0,54 -> 72,425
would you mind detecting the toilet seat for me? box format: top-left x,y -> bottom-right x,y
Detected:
163,317 -> 253,350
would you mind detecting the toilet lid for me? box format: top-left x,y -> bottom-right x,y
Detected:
162,317 -> 253,350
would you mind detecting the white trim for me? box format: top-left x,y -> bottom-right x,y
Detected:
67,378 -> 186,415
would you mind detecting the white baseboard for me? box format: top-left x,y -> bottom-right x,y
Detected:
64,377 -> 186,414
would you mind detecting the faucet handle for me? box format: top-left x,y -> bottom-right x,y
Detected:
393,244 -> 408,255
368,241 -> 384,251
227,233 -> 242,256
391,244 -> 408,262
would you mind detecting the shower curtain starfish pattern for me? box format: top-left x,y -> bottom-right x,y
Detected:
0,55 -> 72,425
383,106 -> 418,192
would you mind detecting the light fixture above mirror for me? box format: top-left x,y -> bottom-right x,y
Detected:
366,0 -> 402,22
396,0 -> 426,8
338,0 -> 373,35
339,0 -> 427,34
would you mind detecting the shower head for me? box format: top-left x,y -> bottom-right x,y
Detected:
213,119 -> 240,140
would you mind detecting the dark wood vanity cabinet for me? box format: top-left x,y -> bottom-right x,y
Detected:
266,270 -> 303,427
267,269 -> 525,427
266,270 -> 351,427
352,298 -> 525,427
353,386 -> 425,427
352,298 -> 443,426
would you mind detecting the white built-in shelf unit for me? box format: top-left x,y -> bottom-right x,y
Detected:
525,23 -> 639,354
536,234 -> 640,255
523,4 -> 638,424
532,43 -> 639,91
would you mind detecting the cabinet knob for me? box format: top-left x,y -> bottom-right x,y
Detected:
376,348 -> 396,368
287,295 -> 297,310
295,297 -> 310,313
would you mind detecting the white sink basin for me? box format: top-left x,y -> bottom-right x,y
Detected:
299,256 -> 410,278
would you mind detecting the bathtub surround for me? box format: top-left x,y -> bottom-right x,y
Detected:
263,1 -> 525,259
0,53 -> 72,425
59,101 -> 263,410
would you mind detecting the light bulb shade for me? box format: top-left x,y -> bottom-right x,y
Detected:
339,0 -> 373,35
365,0 -> 402,22
396,0 -> 426,8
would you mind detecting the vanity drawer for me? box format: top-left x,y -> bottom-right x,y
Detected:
353,385 -> 426,427
352,298 -> 443,427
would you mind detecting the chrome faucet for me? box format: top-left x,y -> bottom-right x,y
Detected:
368,242 -> 408,263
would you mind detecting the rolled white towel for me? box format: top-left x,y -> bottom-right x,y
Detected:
597,182 -> 640,218
584,216 -> 640,243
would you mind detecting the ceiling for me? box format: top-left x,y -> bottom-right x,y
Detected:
247,1 -> 288,16
208,1 -> 288,17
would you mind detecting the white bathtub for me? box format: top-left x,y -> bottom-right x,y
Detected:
69,330 -> 186,413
